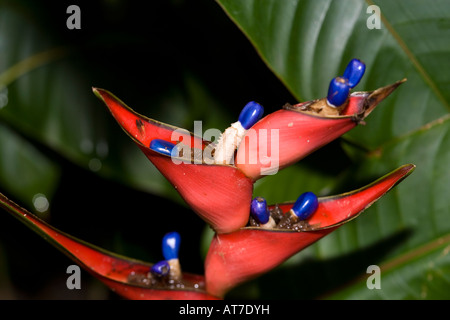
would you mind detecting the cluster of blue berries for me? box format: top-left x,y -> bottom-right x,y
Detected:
250,191 -> 319,230
327,59 -> 366,107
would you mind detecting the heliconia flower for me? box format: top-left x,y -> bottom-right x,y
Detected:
0,192 -> 219,300
93,88 -> 253,234
235,78 -> 406,180
204,164 -> 415,298
93,77 -> 405,233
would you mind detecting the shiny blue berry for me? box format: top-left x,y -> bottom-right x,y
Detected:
150,260 -> 170,276
149,139 -> 177,157
162,231 -> 181,260
291,192 -> 319,220
250,197 -> 270,224
343,59 -> 366,88
238,101 -> 264,130
327,77 -> 350,107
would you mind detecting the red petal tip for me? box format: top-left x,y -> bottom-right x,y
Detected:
205,164 -> 415,297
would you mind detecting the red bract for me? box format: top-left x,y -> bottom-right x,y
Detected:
0,193 -> 219,300
204,164 -> 415,298
0,81 -> 413,300
93,88 -> 253,234
235,79 -> 406,180
93,79 -> 405,233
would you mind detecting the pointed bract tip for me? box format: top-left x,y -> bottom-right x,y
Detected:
362,78 -> 407,118
92,87 -> 103,100
92,87 -> 115,106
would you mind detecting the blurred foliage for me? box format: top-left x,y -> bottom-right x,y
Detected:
0,0 -> 449,299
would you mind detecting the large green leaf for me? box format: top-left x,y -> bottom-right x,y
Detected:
218,0 -> 450,299
0,123 -> 60,215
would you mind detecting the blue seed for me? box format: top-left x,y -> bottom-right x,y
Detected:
291,192 -> 319,220
150,260 -> 170,276
149,139 -> 177,157
343,59 -> 366,88
250,197 -> 270,224
327,77 -> 350,107
162,231 -> 181,260
238,101 -> 264,130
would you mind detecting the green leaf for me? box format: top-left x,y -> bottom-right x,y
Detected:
0,123 -> 60,215
218,0 -> 450,299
